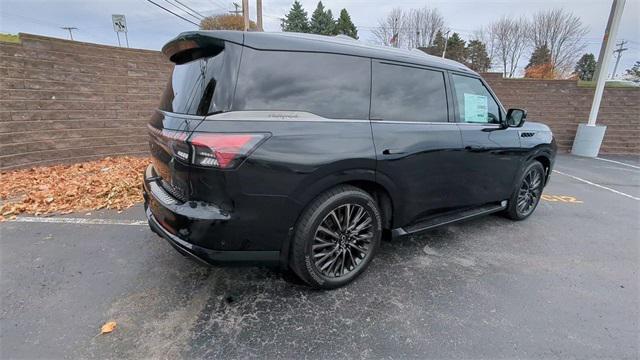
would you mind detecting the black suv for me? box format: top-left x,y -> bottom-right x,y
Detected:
143,31 -> 556,288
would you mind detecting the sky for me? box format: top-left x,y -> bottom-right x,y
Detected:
1,0 -> 638,76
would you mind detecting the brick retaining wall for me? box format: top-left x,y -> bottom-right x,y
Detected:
1,34 -> 638,170
0,33 -> 172,170
482,73 -> 639,154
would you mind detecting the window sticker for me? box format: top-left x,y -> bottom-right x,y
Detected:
463,93 -> 488,123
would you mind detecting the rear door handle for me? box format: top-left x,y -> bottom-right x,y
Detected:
382,149 -> 405,155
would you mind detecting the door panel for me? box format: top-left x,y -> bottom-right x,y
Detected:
370,61 -> 467,226
458,124 -> 523,204
372,122 -> 465,225
450,73 -> 524,204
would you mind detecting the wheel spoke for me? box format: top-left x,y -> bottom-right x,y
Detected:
354,217 -> 372,232
348,207 -> 365,231
343,204 -> 351,231
313,242 -> 335,250
320,252 -> 340,271
348,242 -> 367,256
329,210 -> 343,232
315,248 -> 336,265
312,203 -> 374,278
317,225 -> 339,239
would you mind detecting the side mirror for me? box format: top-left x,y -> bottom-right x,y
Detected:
506,108 -> 527,127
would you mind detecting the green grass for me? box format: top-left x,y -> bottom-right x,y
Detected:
577,80 -> 639,88
0,33 -> 20,43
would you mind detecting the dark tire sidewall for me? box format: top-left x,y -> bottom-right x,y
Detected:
509,161 -> 544,220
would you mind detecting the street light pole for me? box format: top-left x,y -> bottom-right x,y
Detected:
572,0 -> 626,157
587,0 -> 625,126
256,0 -> 263,31
442,30 -> 450,58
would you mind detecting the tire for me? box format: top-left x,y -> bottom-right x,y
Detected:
290,185 -> 382,289
505,160 -> 545,220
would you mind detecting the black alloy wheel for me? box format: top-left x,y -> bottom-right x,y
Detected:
505,160 -> 545,220
290,185 -> 382,289
312,203 -> 374,278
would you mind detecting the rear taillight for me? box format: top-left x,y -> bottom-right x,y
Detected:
190,133 -> 268,169
148,125 -> 191,162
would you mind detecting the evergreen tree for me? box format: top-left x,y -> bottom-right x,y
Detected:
573,53 -> 596,81
335,9 -> 358,39
526,44 -> 552,69
281,1 -> 310,33
422,30 -> 446,56
444,32 -> 466,63
465,40 -> 491,72
309,1 -> 336,35
625,61 -> 640,83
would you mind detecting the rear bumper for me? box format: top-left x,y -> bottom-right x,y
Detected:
145,207 -> 279,265
143,164 -> 279,265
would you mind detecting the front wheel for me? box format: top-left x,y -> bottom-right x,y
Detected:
505,161 -> 545,220
290,185 -> 382,289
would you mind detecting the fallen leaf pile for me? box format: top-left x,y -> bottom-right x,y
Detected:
0,156 -> 150,220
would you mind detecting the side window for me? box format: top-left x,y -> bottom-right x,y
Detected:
233,49 -> 370,119
451,74 -> 501,124
371,62 -> 448,122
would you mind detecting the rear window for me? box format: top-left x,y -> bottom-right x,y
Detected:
158,42 -> 241,116
371,62 -> 448,122
233,49 -> 370,119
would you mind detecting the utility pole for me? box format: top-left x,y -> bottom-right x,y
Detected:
229,2 -> 242,16
60,26 -> 77,40
611,40 -> 628,79
256,0 -> 263,31
441,30 -> 450,58
242,0 -> 249,31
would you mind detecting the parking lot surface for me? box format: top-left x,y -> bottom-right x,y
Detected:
1,154 -> 638,359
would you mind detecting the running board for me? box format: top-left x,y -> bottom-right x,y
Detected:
392,201 -> 507,237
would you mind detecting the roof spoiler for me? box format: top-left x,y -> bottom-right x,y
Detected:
161,31 -> 244,64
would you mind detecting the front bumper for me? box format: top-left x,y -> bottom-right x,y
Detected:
143,164 -> 280,265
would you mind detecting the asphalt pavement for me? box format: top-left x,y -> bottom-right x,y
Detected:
1,154 -> 638,359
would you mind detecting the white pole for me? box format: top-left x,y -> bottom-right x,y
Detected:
587,0 -> 626,126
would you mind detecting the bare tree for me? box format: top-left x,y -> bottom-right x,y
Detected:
372,7 -> 444,49
403,7 -> 445,48
421,7 -> 445,47
482,16 -> 530,78
371,8 -> 404,47
472,27 -> 497,69
529,8 -> 588,76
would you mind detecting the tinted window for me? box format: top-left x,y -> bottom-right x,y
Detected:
233,49 -> 370,119
451,74 -> 501,124
371,62 -> 448,122
159,42 -> 241,115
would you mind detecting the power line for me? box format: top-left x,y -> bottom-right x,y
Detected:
143,0 -> 200,27
173,0 -> 207,18
161,0 -> 203,21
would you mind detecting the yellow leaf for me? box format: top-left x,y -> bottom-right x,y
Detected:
100,321 -> 117,334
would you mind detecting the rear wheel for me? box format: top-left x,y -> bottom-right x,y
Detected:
505,161 -> 545,220
290,185 -> 382,289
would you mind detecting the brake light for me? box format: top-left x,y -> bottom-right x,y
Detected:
148,124 -> 190,162
190,133 -> 268,169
